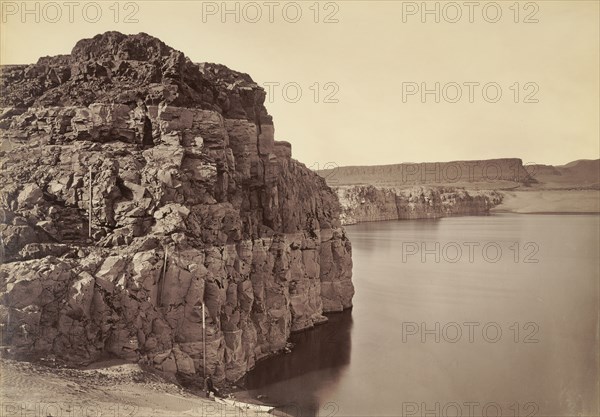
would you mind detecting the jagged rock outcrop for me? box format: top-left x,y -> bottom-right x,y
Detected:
335,185 -> 502,225
0,32 -> 353,382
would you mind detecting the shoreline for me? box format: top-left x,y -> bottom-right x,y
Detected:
340,189 -> 599,226
0,358 -> 284,417
493,189 -> 599,214
342,210 -> 600,228
491,210 -> 600,215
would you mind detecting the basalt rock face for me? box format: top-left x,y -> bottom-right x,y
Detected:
0,32 -> 353,382
335,185 -> 502,225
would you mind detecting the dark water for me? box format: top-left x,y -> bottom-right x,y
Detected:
242,214 -> 599,417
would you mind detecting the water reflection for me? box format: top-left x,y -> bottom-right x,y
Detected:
241,311 -> 353,416
242,214 -> 599,416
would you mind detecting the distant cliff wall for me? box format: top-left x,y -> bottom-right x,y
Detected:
335,186 -> 503,225
318,158 -> 535,189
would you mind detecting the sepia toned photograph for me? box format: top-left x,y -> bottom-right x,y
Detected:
0,1 -> 598,416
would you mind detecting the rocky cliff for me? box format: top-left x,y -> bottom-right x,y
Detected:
335,185 -> 502,225
0,32 -> 353,382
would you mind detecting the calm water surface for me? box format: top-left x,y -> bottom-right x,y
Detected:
242,214 -> 599,417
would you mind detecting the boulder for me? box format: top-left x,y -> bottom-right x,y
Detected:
17,184 -> 43,209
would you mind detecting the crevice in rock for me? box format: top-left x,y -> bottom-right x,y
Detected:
142,115 -> 154,148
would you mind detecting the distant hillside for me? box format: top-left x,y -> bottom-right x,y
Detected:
528,160 -> 600,189
317,158 -> 535,189
560,159 -> 598,169
317,159 -> 600,190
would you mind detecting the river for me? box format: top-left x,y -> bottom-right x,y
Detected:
241,213 -> 599,417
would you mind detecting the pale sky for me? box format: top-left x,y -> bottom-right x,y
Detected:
1,0 -> 599,167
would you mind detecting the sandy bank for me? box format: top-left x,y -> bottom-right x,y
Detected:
493,190 -> 600,214
0,359 -> 279,417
